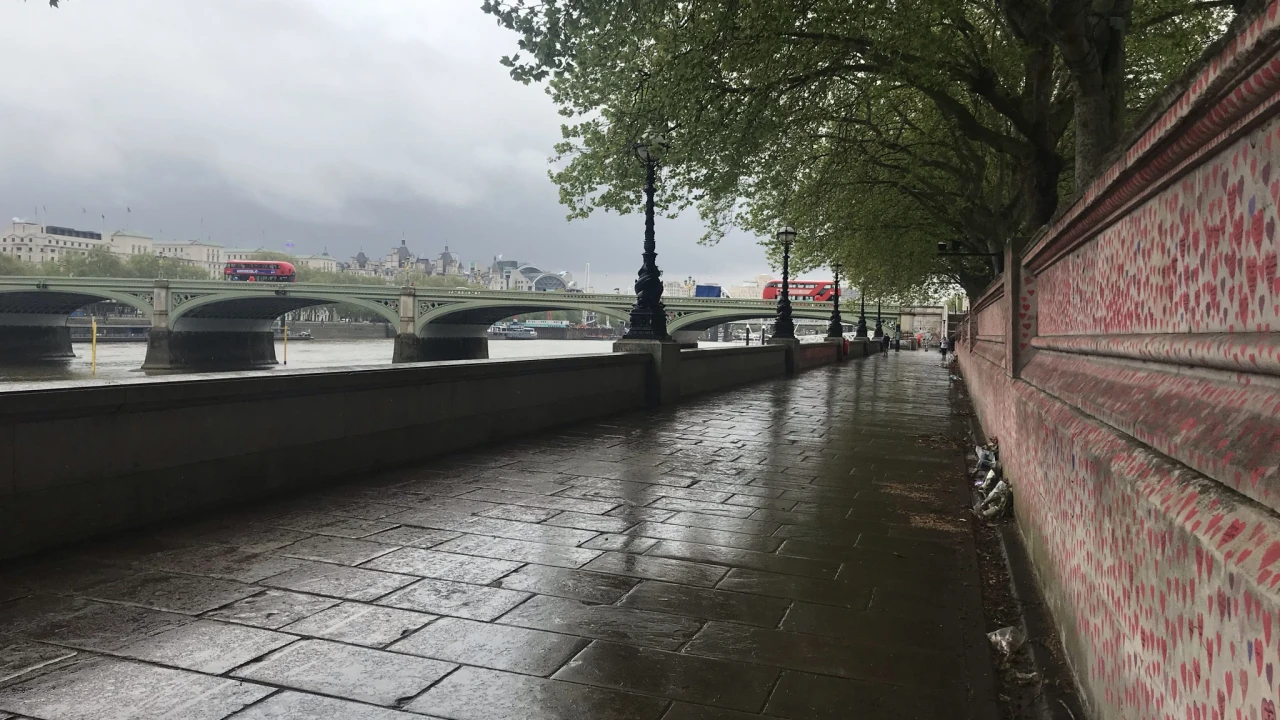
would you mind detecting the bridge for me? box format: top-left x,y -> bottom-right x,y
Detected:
0,276 -> 928,369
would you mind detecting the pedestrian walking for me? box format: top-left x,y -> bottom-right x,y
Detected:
939,335 -> 949,364
880,334 -> 890,355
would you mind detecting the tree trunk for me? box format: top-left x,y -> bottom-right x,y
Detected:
1069,2 -> 1130,189
1022,146 -> 1063,228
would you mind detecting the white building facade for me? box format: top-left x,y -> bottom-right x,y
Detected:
295,253 -> 337,274
2,221 -> 112,264
154,241 -> 225,277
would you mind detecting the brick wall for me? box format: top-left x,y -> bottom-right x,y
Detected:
958,7 -> 1280,718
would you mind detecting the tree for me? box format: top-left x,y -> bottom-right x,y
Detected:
0,254 -> 35,276
125,254 -> 209,280
482,0 -> 1241,297
59,247 -> 128,278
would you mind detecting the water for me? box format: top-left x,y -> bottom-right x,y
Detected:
0,337 -> 812,391
0,339 -> 630,388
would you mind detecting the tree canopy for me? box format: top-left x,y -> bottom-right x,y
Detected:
5,247 -> 211,280
483,0 -> 1251,298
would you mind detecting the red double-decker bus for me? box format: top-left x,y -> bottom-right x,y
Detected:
763,280 -> 838,301
224,260 -> 297,282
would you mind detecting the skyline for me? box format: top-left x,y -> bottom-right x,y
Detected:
0,0 -> 778,288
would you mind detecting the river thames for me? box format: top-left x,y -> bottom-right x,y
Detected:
0,338 -> 751,389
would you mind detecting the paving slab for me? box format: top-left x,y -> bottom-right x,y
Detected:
226,690 -> 427,719
260,562 -> 415,602
684,621 -> 965,692
390,616 -> 586,675
204,590 -> 340,629
431,534 -> 600,569
646,539 -> 840,579
0,640 -> 77,684
491,564 -> 639,603
498,595 -> 702,650
0,596 -> 191,652
625,521 -> 783,552
405,665 -> 667,720
279,601 -> 435,647
581,551 -> 727,587
0,352 -> 997,717
86,571 -> 260,615
143,545 -> 308,583
232,639 -> 455,707
274,535 -> 398,566
618,581 -> 790,627
377,578 -> 530,621
0,656 -> 272,720
360,547 -> 522,584
554,640 -> 779,712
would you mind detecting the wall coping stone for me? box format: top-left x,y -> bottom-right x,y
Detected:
0,353 -> 652,421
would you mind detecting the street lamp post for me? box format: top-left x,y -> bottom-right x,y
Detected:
856,292 -> 868,338
773,226 -> 796,340
873,299 -> 884,338
621,132 -> 670,341
827,263 -> 843,338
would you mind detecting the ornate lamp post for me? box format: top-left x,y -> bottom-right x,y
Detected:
621,131 -> 671,341
873,299 -> 884,338
826,263 -> 843,338
773,226 -> 796,340
855,291 -> 868,338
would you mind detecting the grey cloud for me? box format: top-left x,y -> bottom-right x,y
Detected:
0,0 -> 771,284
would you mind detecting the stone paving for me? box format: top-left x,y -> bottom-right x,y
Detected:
0,349 -> 998,720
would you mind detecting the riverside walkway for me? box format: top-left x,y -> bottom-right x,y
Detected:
0,350 -> 998,720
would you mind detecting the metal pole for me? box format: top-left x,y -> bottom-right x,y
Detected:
827,263 -> 843,338
91,316 -> 97,376
622,155 -> 668,340
874,299 -> 884,338
856,292 -> 868,338
283,320 -> 288,365
774,233 -> 796,339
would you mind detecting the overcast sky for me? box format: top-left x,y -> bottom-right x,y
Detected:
0,0 -> 775,288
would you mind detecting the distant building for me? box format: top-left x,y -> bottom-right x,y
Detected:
726,274 -> 774,299
487,256 -> 522,290
223,247 -> 269,262
663,276 -> 697,298
295,252 -> 337,274
437,246 -> 461,276
105,231 -> 153,256
386,239 -> 417,270
3,220 -> 155,264
344,249 -> 383,277
485,256 -> 574,291
2,220 -> 105,264
155,240 -> 225,277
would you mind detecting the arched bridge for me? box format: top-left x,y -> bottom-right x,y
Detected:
0,277 -> 905,370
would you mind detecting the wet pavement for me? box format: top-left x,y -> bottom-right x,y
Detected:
0,349 -> 998,719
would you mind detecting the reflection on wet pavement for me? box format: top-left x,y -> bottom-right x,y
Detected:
0,351 -> 997,719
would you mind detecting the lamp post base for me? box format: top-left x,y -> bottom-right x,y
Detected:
614,338 -> 682,406
767,336 -> 801,376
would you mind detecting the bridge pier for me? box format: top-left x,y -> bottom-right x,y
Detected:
141,281 -> 278,371
0,318 -> 74,360
672,330 -> 702,349
142,327 -> 277,371
393,325 -> 489,363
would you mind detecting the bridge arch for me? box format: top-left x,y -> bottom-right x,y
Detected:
168,290 -> 400,330
0,286 -> 154,318
666,306 -> 836,332
416,298 -> 631,333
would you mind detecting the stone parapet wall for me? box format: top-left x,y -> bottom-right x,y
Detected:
678,345 -> 787,398
958,6 -> 1280,718
796,341 -> 840,370
0,354 -> 650,560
